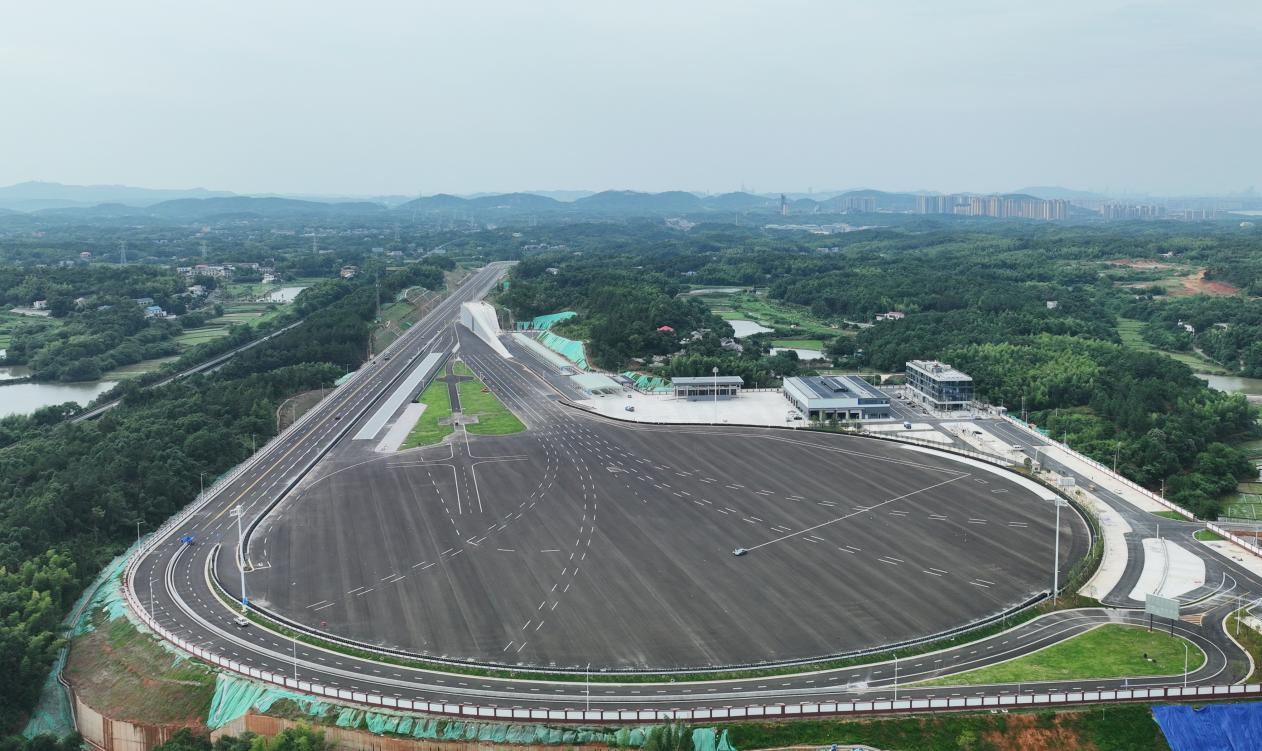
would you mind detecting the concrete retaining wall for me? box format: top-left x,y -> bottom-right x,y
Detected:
72,693 -> 183,751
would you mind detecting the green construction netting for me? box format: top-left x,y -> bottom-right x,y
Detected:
23,540 -> 144,738
212,674 -> 664,746
621,371 -> 671,392
537,331 -> 589,370
516,311 -> 577,331
207,675 -> 334,729
717,729 -> 737,751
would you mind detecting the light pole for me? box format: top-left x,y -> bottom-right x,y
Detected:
585,663 -> 591,712
292,635 -> 298,681
199,471 -> 206,499
1052,499 -> 1064,605
1183,640 -> 1189,689
893,654 -> 898,701
712,366 -> 719,425
1114,441 -> 1121,474
231,505 -> 248,611
136,520 -> 145,544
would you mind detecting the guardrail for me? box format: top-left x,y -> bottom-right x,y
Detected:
999,415 -> 1196,521
116,585 -> 1262,722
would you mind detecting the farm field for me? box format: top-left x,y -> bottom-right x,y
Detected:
1115,318 -> 1230,375
695,290 -> 848,338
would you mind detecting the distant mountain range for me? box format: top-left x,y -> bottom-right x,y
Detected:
0,181 -> 235,211
9,181 -> 1234,223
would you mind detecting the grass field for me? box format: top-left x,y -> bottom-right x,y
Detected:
176,326 -> 233,346
400,379 -> 453,449
918,624 -> 1203,686
103,355 -> 181,380
1195,529 -> 1226,542
1152,510 -> 1186,520
771,338 -> 827,349
1116,317 -> 1231,375
457,367 -> 525,436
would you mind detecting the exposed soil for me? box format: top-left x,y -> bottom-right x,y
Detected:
64,613 -> 215,726
1178,268 -> 1240,296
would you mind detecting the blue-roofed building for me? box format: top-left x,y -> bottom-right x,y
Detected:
782,375 -> 890,421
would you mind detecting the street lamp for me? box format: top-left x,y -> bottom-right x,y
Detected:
1183,640 -> 1189,689
230,505 -> 249,612
136,520 -> 145,544
1052,499 -> 1066,606
199,471 -> 206,499
712,366 -> 719,425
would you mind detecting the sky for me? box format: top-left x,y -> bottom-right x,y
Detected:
1,1 -> 1259,197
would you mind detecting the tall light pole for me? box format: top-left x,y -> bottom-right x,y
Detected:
893,654 -> 899,701
199,471 -> 206,498
1183,640 -> 1189,689
712,366 -> 719,425
231,505 -> 248,611
1052,499 -> 1064,606
136,520 -> 145,544
585,663 -> 591,712
1114,441 -> 1121,474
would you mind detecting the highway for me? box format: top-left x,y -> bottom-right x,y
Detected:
125,265 -> 1257,718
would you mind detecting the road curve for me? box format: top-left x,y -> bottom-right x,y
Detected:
125,262 -> 1258,719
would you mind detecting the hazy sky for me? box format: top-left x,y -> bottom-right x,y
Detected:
1,1 -> 1258,197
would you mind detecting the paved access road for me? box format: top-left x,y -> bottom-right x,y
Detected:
128,267 -> 1252,714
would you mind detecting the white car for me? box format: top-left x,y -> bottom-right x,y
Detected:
232,616 -> 250,628
1011,444 -> 1024,451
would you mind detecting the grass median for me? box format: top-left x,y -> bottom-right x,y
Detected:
457,370 -> 524,436
916,624 -> 1203,686
400,379 -> 453,449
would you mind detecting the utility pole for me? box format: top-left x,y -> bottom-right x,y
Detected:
1114,441 -> 1121,474
585,663 -> 590,712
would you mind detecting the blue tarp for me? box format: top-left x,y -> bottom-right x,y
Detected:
1153,703 -> 1262,750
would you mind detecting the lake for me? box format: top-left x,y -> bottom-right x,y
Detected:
264,286 -> 307,303
1196,373 -> 1262,398
729,319 -> 774,338
0,377 -> 117,417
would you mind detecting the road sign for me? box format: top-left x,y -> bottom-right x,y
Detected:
1145,593 -> 1179,620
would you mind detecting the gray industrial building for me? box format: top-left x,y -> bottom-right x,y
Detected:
672,375 -> 744,401
782,375 -> 891,421
905,359 -> 973,411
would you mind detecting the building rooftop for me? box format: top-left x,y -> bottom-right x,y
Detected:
906,359 -> 972,382
785,375 -> 886,401
671,376 -> 745,386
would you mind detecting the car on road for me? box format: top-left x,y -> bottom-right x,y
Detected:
1011,444 -> 1024,451
232,616 -> 249,628
383,355 -> 391,360
732,548 -> 747,556
903,421 -> 913,429
334,413 -> 343,420
624,405 -> 635,412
